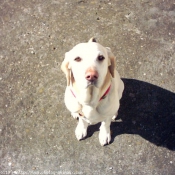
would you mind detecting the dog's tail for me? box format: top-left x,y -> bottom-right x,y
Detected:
88,37 -> 97,43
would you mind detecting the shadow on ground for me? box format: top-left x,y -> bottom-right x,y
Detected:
87,79 -> 175,150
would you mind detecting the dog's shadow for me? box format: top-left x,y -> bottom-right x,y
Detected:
87,78 -> 175,150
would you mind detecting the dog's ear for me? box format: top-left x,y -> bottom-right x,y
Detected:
61,52 -> 71,86
106,47 -> 115,78
88,37 -> 97,43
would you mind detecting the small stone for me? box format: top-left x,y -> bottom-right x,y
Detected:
109,167 -> 113,170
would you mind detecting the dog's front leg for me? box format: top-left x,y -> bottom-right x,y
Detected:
99,119 -> 111,146
75,118 -> 89,141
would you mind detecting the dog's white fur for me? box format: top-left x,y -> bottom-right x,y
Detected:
61,38 -> 124,146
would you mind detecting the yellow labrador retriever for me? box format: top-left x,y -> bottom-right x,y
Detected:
61,38 -> 124,146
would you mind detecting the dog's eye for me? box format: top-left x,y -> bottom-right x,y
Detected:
98,55 -> 105,61
74,57 -> 82,62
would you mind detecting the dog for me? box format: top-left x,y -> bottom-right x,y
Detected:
61,38 -> 124,146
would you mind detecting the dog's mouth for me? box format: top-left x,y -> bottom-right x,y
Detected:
86,80 -> 98,88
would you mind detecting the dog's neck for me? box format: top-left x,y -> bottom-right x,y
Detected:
70,71 -> 112,106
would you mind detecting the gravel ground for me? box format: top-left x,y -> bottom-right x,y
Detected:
0,0 -> 175,174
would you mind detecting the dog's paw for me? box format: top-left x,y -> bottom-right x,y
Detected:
71,112 -> 80,119
75,124 -> 87,141
99,128 -> 111,146
112,112 -> 118,120
112,115 -> 116,120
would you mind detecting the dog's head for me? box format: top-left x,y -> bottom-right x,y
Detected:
61,38 -> 116,89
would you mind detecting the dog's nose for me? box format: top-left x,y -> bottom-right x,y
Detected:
85,70 -> 98,82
